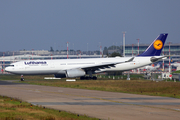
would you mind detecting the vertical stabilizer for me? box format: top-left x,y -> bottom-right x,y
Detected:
138,34 -> 168,56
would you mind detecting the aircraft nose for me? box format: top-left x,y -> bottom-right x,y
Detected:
5,67 -> 10,72
5,67 -> 8,72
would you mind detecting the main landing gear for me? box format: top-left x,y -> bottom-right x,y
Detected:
80,76 -> 97,80
21,75 -> 24,81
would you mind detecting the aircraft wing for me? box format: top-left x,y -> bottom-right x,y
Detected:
80,57 -> 134,71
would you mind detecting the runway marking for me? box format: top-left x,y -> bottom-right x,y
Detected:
1,85 -> 180,112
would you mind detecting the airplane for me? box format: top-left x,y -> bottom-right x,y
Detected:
5,33 -> 168,81
171,62 -> 180,67
145,63 -> 161,72
138,63 -> 161,72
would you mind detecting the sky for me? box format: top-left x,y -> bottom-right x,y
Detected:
0,0 -> 180,52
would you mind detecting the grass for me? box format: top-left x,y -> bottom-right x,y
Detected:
1,74 -> 180,99
23,79 -> 180,98
0,74 -> 50,80
172,70 -> 180,74
0,74 -> 144,81
1,74 -> 179,98
0,95 -> 99,120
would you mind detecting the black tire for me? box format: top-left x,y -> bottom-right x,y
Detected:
80,76 -> 85,80
92,76 -> 97,80
85,76 -> 90,80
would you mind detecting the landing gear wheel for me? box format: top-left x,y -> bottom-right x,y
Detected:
92,76 -> 97,80
21,75 -> 24,81
80,76 -> 97,80
80,76 -> 85,80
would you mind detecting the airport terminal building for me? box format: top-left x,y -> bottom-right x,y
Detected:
123,43 -> 180,56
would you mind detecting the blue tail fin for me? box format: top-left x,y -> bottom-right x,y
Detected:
138,33 -> 168,56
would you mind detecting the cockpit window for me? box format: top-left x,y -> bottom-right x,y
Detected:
9,65 -> 14,67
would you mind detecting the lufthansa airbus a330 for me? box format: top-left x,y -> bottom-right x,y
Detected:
5,33 -> 168,80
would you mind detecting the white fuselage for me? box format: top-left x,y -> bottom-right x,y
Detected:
5,56 -> 153,75
171,62 -> 180,67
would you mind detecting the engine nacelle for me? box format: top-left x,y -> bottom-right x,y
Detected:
66,69 -> 85,78
54,74 -> 66,78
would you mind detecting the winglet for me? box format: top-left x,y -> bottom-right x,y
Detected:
138,34 -> 168,56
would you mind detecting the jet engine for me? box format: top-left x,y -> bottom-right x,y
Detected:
54,74 -> 66,78
66,69 -> 85,78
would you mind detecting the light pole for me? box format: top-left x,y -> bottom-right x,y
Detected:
169,42 -> 171,73
122,32 -> 126,57
67,42 -> 68,59
87,43 -> 88,55
136,39 -> 140,55
132,44 -> 134,57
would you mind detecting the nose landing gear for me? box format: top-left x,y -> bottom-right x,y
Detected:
21,75 -> 24,81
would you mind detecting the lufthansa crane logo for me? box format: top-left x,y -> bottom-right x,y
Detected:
153,40 -> 163,50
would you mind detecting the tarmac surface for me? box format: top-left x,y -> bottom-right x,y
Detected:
0,80 -> 180,120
